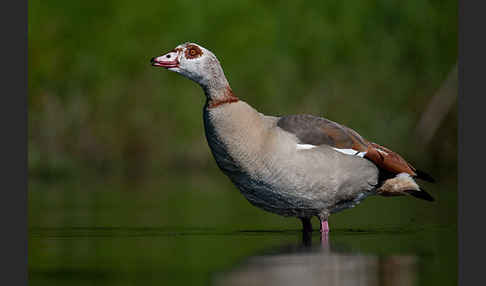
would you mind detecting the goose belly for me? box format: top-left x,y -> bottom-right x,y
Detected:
203,113 -> 322,217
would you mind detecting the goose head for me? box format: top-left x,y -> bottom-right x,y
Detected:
151,42 -> 229,91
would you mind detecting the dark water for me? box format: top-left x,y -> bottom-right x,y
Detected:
28,174 -> 457,286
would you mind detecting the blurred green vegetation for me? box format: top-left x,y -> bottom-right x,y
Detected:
29,0 -> 457,181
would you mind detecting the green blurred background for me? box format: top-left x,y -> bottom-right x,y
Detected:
28,0 -> 457,285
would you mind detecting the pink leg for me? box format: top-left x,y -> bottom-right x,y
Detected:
320,220 -> 329,233
320,221 -> 329,248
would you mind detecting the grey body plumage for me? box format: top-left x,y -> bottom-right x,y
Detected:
203,100 -> 379,221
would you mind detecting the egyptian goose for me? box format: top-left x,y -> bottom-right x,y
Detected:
150,42 -> 434,234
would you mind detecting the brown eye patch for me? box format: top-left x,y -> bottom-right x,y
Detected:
185,44 -> 203,59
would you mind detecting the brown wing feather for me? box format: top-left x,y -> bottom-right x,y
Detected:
364,142 -> 417,176
277,114 -> 420,178
277,114 -> 369,151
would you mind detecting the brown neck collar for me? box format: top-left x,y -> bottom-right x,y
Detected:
207,86 -> 239,109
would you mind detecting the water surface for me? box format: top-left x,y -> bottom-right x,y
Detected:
29,174 -> 457,285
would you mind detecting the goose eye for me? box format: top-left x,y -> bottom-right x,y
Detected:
185,45 -> 203,59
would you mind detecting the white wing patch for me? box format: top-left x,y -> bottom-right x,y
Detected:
332,148 -> 367,158
296,144 -> 367,157
296,144 -> 317,150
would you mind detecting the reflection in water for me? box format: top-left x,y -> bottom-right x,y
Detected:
213,233 -> 417,286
